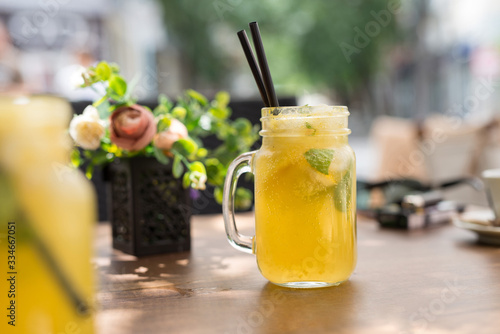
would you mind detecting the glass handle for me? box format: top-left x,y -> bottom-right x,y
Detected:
223,151 -> 256,254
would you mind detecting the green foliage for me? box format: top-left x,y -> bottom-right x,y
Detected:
164,89 -> 259,208
172,154 -> 184,178
70,148 -> 81,168
95,62 -> 111,80
172,138 -> 198,158
109,75 -> 127,97
235,188 -> 252,210
153,146 -> 170,165
156,0 -> 398,101
76,62 -> 260,210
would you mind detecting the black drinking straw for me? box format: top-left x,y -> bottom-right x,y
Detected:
237,30 -> 270,107
249,21 -> 279,107
27,219 -> 90,316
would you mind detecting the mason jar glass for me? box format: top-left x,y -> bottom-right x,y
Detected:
223,105 -> 356,288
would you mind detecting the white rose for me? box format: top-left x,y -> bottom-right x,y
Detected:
69,105 -> 105,150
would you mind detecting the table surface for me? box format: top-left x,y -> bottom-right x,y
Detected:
94,213 -> 500,334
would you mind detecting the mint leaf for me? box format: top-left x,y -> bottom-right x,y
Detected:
334,163 -> 353,212
304,149 -> 334,175
305,122 -> 317,136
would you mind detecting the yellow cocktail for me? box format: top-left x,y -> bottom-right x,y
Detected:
224,106 -> 356,288
0,96 -> 95,333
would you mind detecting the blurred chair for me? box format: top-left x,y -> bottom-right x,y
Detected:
370,114 -> 492,206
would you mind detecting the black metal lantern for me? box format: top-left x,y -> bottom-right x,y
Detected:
105,157 -> 191,256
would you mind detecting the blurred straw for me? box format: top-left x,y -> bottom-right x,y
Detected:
237,30 -> 270,107
249,22 -> 279,107
27,219 -> 90,316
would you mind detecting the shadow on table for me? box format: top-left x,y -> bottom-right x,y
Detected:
232,281 -> 364,334
454,238 -> 500,250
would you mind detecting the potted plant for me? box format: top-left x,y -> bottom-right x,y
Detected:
69,61 -> 259,256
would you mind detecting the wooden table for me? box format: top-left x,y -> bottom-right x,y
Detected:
94,213 -> 500,334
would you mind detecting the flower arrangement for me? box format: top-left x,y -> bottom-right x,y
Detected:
70,61 -> 259,209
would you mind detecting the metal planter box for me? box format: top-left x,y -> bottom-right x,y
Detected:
105,157 -> 191,256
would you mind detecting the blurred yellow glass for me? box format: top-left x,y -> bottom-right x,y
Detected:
0,96 -> 95,333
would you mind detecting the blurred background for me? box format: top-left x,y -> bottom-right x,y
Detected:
1,0 -> 499,206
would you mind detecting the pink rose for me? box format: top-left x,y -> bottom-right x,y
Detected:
153,119 -> 189,151
110,104 -> 156,151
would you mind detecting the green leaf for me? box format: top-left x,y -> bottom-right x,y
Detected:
95,61 -> 111,80
172,138 -> 198,157
235,187 -> 253,210
196,148 -> 207,158
157,116 -> 172,132
70,148 -> 81,168
225,134 -> 238,151
214,187 -> 223,204
109,75 -> 127,97
187,89 -> 208,106
189,161 -> 206,174
233,118 -> 252,135
153,146 -> 170,165
305,122 -> 317,135
153,104 -> 168,116
158,94 -> 173,111
85,164 -> 94,179
172,106 -> 187,120
95,99 -> 111,119
215,91 -> 230,108
209,107 -> 229,119
205,158 -> 225,186
183,172 -> 191,188
91,150 -> 109,165
172,154 -> 184,178
304,149 -> 334,175
93,95 -> 107,108
109,63 -> 120,74
334,163 -> 353,212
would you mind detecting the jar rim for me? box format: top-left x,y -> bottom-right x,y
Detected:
261,105 -> 349,118
260,105 -> 351,137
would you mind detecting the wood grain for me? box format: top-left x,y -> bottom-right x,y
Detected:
94,213 -> 500,334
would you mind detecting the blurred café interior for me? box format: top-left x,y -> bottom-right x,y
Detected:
1,0 -> 500,332
1,0 -> 499,206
